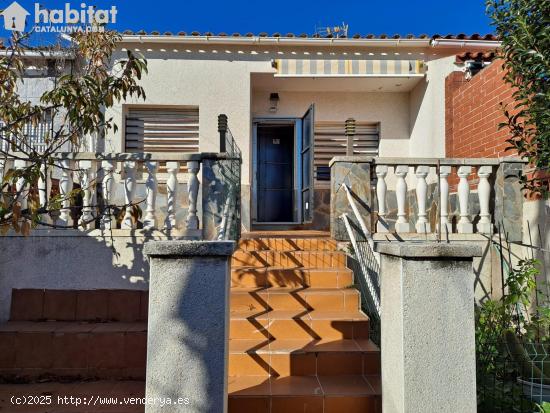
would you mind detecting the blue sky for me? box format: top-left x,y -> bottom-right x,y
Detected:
1,0 -> 494,42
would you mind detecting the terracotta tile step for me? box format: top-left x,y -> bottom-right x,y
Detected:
0,321 -> 147,380
230,310 -> 370,340
231,251 -> 347,268
9,289 -> 148,322
237,238 -> 337,252
229,375 -> 381,413
231,287 -> 360,312
228,339 -> 380,377
231,268 -> 353,288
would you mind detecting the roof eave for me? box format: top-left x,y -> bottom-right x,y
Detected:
120,35 -> 433,47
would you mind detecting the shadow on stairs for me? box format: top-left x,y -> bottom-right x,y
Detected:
229,231 -> 381,413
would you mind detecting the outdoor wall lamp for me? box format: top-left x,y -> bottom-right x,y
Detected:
269,92 -> 280,112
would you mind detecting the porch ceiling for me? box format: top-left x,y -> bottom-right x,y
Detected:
251,73 -> 424,92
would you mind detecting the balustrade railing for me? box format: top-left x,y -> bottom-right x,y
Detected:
331,156 -> 525,239
1,152 -> 239,238
0,114 -> 243,240
372,158 -> 506,236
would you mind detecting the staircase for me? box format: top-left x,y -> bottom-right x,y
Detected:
229,231 -> 381,413
0,289 -> 147,380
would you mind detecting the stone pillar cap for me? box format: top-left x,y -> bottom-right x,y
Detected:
374,242 -> 482,258
144,240 -> 235,257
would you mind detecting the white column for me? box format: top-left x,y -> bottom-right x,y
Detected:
439,165 -> 452,234
38,161 -> 51,225
477,165 -> 493,234
457,166 -> 473,234
58,159 -> 74,227
78,160 -> 95,230
14,160 -> 28,212
415,165 -> 431,233
395,165 -> 412,233
186,161 -> 200,230
376,165 -> 389,233
121,161 -> 137,229
164,161 -> 179,230
100,160 -> 115,230
143,161 -> 158,230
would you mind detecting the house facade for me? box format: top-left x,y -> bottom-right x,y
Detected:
103,33 -> 501,231
3,32 -> 550,413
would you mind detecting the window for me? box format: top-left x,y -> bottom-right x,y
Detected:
314,121 -> 380,181
125,108 -> 199,153
0,110 -> 52,154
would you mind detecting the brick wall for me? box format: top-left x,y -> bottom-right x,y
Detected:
445,59 -> 516,158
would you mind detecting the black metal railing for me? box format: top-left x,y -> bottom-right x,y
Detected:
216,114 -> 242,241
477,338 -> 550,412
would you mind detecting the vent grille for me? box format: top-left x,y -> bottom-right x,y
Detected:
314,121 -> 379,180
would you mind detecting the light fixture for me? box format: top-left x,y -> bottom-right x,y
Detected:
269,93 -> 280,113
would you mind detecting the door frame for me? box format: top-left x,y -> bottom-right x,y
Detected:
252,117 -> 303,225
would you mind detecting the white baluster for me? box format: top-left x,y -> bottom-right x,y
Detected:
121,161 -> 137,229
375,165 -> 389,233
415,165 -> 431,233
58,159 -> 74,227
186,160 -> 200,230
477,165 -> 493,234
395,165 -> 412,233
164,161 -> 179,230
438,165 -> 452,234
38,161 -> 51,225
78,160 -> 95,230
14,159 -> 28,212
100,160 -> 115,230
457,165 -> 473,234
143,161 -> 158,230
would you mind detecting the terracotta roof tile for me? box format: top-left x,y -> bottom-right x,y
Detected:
455,51 -> 497,63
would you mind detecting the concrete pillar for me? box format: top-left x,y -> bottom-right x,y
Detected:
494,159 -> 525,242
143,240 -> 235,413
374,242 -> 482,413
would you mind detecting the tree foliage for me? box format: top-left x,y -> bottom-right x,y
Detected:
487,0 -> 550,196
0,30 -> 147,233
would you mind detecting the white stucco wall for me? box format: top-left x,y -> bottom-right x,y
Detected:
409,55 -> 457,158
104,43 -> 465,188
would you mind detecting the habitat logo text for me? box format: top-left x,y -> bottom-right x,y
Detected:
1,2 -> 118,33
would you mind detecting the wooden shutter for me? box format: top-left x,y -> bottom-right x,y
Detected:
125,108 -> 199,153
314,121 -> 379,180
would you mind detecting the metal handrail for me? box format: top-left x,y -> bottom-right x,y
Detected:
341,183 -> 371,238
341,213 -> 381,318
339,182 -> 380,320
